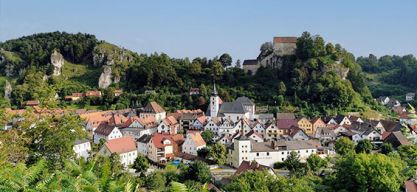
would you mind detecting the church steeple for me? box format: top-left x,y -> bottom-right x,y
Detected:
210,81 -> 220,117
212,81 -> 218,96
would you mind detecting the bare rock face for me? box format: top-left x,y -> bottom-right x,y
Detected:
50,50 -> 64,76
4,80 -> 12,100
98,65 -> 113,88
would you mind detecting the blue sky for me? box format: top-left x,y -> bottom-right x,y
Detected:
1,0 -> 416,62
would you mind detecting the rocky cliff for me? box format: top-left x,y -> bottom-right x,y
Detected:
50,50 -> 64,76
0,49 -> 24,76
93,42 -> 137,88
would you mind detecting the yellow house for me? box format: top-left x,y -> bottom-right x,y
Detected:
297,117 -> 313,134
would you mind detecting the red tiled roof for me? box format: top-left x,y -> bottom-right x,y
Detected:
144,102 -> 165,113
277,119 -> 297,129
85,90 -> 102,97
152,133 -> 184,149
104,136 -> 136,154
235,161 -> 273,176
273,37 -> 297,44
186,131 -> 206,147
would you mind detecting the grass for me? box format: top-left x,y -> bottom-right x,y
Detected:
0,50 -> 22,63
60,60 -> 102,88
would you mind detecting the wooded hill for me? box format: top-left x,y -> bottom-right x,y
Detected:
0,31 -> 397,116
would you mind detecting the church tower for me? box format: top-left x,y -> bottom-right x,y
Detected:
210,82 -> 220,117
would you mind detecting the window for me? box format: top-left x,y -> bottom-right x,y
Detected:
256,153 -> 259,156
282,152 -> 284,155
267,152 -> 269,156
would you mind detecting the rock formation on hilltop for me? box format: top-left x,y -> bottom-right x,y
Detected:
50,50 -> 64,76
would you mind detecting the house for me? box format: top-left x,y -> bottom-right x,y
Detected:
339,131 -> 363,143
384,131 -> 411,148
204,117 -> 222,133
73,139 -> 91,160
406,93 -> 415,101
85,90 -> 102,97
179,113 -> 199,130
311,117 -> 326,134
276,113 -> 296,120
65,92 -> 85,101
254,113 -> 274,124
93,122 -> 123,144
218,118 -> 241,136
120,116 -> 158,139
189,87 -> 200,95
387,99 -> 401,108
297,117 -> 313,134
265,120 -> 279,141
137,134 -> 152,156
376,96 -> 390,105
349,116 -> 364,124
99,137 -> 137,167
380,120 -> 403,132
24,100 -> 40,107
157,116 -> 179,134
182,131 -> 206,156
334,115 -> 351,125
140,102 -> 166,123
277,119 -> 297,135
361,129 -> 382,142
314,127 -> 337,144
234,160 -> 275,176
227,136 -> 319,168
192,116 -> 207,130
288,127 -> 309,141
147,133 -> 184,163
246,130 -> 264,142
242,59 -> 259,75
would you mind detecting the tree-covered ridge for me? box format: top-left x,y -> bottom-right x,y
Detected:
0,31 -> 381,116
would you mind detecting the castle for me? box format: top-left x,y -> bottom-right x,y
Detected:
243,36 -> 297,75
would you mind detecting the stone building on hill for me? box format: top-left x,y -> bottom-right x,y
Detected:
243,36 -> 297,75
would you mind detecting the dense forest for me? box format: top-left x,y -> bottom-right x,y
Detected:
0,31 -> 399,116
357,54 -> 417,99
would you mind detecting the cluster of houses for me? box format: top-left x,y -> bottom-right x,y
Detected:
70,84 -> 415,169
64,89 -> 123,102
4,83 -> 416,171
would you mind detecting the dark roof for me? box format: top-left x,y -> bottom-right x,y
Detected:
380,120 -> 403,132
94,122 -> 116,136
234,160 -> 273,176
334,115 -> 347,124
137,134 -> 152,143
219,97 -> 254,114
242,59 -> 258,66
276,113 -> 295,120
384,131 -> 411,148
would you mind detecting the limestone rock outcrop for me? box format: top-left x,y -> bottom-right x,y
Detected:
50,50 -> 64,76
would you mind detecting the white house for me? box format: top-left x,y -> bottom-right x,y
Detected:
99,137 -> 138,167
219,118 -> 241,136
137,134 -> 152,156
182,131 -> 206,156
227,136 -> 319,168
157,116 -> 179,134
73,139 -> 91,160
93,123 -> 123,144
192,116 -> 207,130
204,117 -> 222,133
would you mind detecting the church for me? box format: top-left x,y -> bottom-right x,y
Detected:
206,83 -> 255,121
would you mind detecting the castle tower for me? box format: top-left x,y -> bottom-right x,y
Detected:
209,82 -> 220,117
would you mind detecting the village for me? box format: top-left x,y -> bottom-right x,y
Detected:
4,82 -> 417,189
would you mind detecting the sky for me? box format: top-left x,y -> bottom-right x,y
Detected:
1,0 -> 416,62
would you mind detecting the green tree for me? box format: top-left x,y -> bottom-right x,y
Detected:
355,139 -> 373,153
147,172 -> 167,191
235,59 -> 241,68
380,143 -> 393,155
211,61 -> 224,80
219,53 -> 232,67
334,137 -> 355,155
306,154 -> 326,174
201,130 -> 215,144
278,81 -> 287,95
330,153 -> 406,192
197,148 -> 210,158
283,151 -> 304,176
132,154 -> 149,175
181,161 -> 212,184
209,142 -> 227,165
